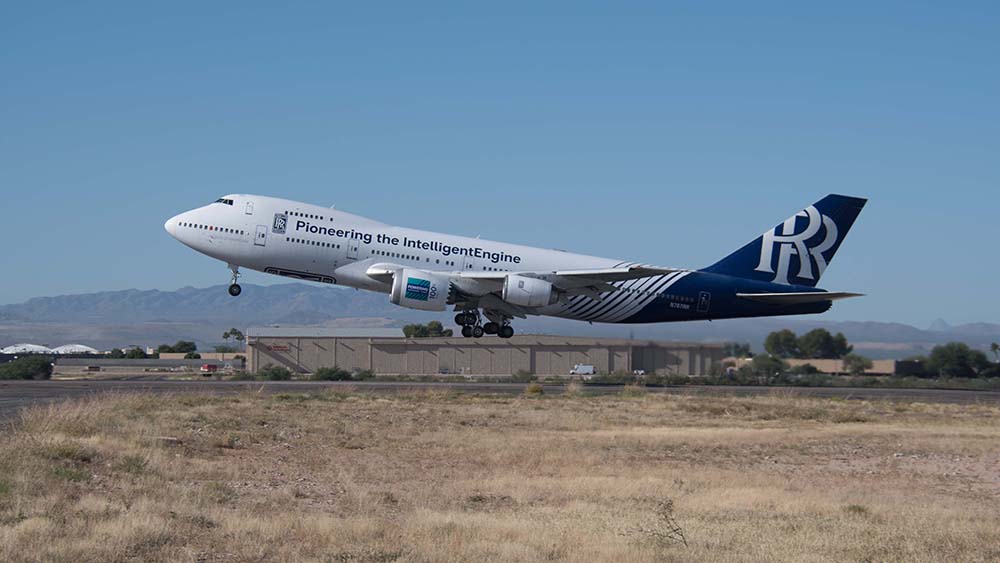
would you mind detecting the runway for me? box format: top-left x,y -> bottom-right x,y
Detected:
2,379 -> 999,420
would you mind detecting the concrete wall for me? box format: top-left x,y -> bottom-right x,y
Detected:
728,357 -> 898,375
158,352 -> 243,361
248,335 -> 725,376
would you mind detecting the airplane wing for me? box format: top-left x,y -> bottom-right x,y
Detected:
735,291 -> 864,304
456,265 -> 684,289
453,266 -> 686,316
368,263 -> 682,289
366,263 -> 685,317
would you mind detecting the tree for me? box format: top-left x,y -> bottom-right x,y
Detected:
171,341 -> 197,354
797,329 -> 853,359
842,353 -> 874,376
0,356 -> 53,380
223,328 -> 245,352
108,348 -> 126,359
403,321 -> 453,338
764,330 -> 800,358
748,354 -> 789,384
832,332 -> 853,359
926,342 -> 990,378
157,341 -> 197,354
184,352 -> 201,359
426,321 -> 452,336
124,348 -> 147,359
991,342 -> 999,363
723,342 -> 752,358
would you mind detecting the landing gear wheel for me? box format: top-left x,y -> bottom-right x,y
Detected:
228,264 -> 242,297
455,311 -> 477,326
499,325 -> 514,339
461,326 -> 473,338
472,325 -> 484,338
483,322 -> 499,335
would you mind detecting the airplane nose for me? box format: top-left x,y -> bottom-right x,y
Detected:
164,215 -> 179,238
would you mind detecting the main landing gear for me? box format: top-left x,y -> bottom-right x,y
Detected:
455,310 -> 515,339
455,311 -> 483,338
228,264 -> 242,297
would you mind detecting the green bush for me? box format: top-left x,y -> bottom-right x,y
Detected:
586,371 -> 641,385
788,363 -> 820,375
0,356 -> 53,380
524,383 -> 544,395
511,370 -> 537,383
184,352 -> 201,360
257,365 -> 293,380
352,369 -> 375,380
312,366 -> 352,381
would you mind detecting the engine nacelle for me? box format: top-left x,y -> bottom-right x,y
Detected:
390,268 -> 450,311
502,274 -> 557,307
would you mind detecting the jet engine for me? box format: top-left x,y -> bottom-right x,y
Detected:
390,268 -> 450,311
502,274 -> 557,307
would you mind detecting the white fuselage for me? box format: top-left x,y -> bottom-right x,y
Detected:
164,194 -> 645,320
165,192 -> 863,329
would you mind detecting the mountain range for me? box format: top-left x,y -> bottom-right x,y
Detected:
2,283 -> 998,359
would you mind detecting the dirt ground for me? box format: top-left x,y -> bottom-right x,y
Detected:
1,386 -> 998,562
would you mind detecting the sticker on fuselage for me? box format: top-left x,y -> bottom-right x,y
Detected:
405,278 -> 431,301
272,213 -> 287,234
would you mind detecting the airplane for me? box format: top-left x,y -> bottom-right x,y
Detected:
164,194 -> 866,338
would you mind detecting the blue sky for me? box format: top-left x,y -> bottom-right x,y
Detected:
2,2 -> 997,327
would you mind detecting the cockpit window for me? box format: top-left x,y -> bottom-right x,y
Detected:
214,198 -> 234,206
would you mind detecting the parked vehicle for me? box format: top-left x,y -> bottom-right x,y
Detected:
570,364 -> 596,376
200,364 -> 219,374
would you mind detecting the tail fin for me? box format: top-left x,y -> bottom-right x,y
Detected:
702,194 -> 867,287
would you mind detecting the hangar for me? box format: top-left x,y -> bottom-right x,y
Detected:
246,328 -> 725,377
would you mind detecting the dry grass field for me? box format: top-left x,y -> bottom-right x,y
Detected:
1,387 -> 999,562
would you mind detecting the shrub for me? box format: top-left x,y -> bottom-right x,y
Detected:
796,373 -> 835,387
524,383 -> 544,395
312,366 -> 352,381
184,352 -> 202,360
620,384 -> 647,397
257,365 -> 293,380
587,371 -> 641,385
352,369 -> 375,380
0,356 -> 53,380
788,363 -> 820,375
511,370 -> 537,383
843,353 -> 874,376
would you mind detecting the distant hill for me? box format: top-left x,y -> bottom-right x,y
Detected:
1,283 -> 998,358
0,284 -> 407,325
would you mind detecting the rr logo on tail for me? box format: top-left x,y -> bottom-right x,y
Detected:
754,205 -> 838,285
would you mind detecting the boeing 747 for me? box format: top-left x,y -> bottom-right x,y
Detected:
165,194 -> 866,338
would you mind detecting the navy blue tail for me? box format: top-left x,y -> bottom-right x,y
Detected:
702,194 -> 867,287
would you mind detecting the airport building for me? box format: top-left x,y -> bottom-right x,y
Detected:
246,327 -> 725,377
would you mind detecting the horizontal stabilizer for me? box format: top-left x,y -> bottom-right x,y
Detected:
736,291 -> 864,305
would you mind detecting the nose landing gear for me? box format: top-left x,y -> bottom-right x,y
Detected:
228,265 -> 242,297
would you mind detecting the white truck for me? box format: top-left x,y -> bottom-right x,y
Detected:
570,364 -> 596,377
